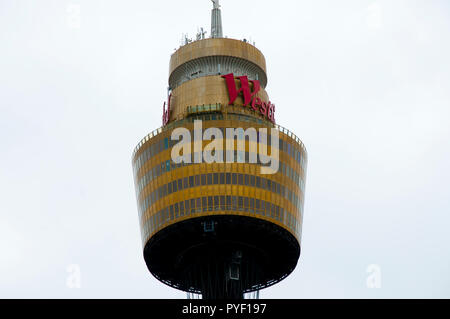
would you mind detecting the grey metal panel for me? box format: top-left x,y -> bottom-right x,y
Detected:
169,56 -> 268,90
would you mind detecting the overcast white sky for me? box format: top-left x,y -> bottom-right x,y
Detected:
1,0 -> 449,298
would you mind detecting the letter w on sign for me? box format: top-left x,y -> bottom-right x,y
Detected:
222,73 -> 260,106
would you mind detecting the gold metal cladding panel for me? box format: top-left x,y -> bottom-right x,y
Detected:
136,142 -> 303,204
136,166 -> 304,234
132,130 -> 306,208
138,162 -> 303,223
140,191 -> 302,246
132,114 -> 308,168
143,189 -> 298,233
169,38 -> 267,76
169,75 -> 269,122
139,185 -> 302,236
133,136 -> 306,244
133,119 -> 305,181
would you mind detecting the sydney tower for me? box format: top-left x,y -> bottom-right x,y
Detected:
131,0 -> 307,299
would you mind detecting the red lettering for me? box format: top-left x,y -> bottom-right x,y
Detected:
267,102 -> 277,123
267,102 -> 272,119
222,73 -> 276,124
162,93 -> 172,125
260,101 -> 267,117
251,97 -> 261,112
222,73 -> 260,106
270,104 -> 276,123
162,101 -> 166,125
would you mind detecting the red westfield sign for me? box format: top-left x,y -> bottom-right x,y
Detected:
162,93 -> 172,125
222,73 -> 275,123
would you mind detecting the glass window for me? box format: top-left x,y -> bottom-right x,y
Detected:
256,176 -> 261,188
172,180 -> 177,193
179,201 -> 184,216
232,196 -> 237,210
156,211 -> 161,225
208,196 -> 213,211
168,182 -> 172,194
213,173 -> 219,185
169,205 -> 174,220
196,198 -> 201,212
190,199 -> 195,213
174,203 -> 179,217
250,175 -> 255,187
202,197 -> 207,212
220,173 -> 225,184
183,177 -> 188,189
244,174 -> 249,186
244,197 -> 249,210
267,179 -> 271,191
185,200 -> 190,215
238,196 -> 243,210
238,174 -> 243,185
232,173 -> 237,184
178,179 -> 182,191
207,173 -> 212,185
220,195 -> 225,210
249,198 -> 254,213
226,195 -> 231,210
260,201 -> 265,216
155,211 -> 160,226
214,196 -> 219,210
162,185 -> 166,197
201,174 -> 206,186
195,175 -> 200,186
164,137 -> 169,150
226,173 -> 231,184
164,209 -> 169,224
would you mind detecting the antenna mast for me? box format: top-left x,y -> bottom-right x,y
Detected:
210,0 -> 223,38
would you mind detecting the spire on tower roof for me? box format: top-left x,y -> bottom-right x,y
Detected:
210,0 -> 223,38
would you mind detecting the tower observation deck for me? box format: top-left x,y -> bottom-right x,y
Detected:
131,0 -> 307,299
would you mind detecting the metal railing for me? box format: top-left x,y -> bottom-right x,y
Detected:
132,111 -> 308,160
